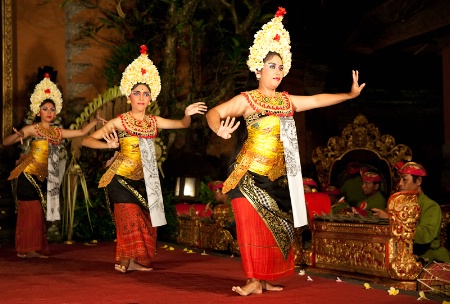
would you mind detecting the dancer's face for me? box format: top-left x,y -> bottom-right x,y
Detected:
39,101 -> 56,122
260,54 -> 284,88
129,84 -> 151,111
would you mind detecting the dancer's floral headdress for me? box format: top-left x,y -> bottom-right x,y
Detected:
120,45 -> 161,101
30,73 -> 63,115
247,7 -> 292,76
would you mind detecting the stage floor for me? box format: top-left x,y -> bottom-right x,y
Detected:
0,241 -> 446,303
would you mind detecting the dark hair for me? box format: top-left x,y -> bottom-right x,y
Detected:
264,51 -> 282,63
131,82 -> 151,92
40,99 -> 56,108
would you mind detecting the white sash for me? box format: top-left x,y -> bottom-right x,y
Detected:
139,137 -> 167,227
279,116 -> 308,227
46,143 -> 61,221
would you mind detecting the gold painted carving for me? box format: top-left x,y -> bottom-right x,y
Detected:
311,191 -> 421,280
387,191 -> 422,280
311,114 -> 413,186
314,237 -> 388,275
2,0 -> 13,141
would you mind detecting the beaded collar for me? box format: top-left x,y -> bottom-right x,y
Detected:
243,90 -> 293,116
34,123 -> 62,145
120,111 -> 157,138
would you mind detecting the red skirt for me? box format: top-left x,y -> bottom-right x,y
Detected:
114,203 -> 157,267
16,200 -> 49,254
232,197 -> 294,281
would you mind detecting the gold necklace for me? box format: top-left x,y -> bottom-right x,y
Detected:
245,90 -> 293,116
120,111 -> 157,138
34,123 -> 62,145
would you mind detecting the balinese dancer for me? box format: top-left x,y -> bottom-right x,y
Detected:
82,45 -> 207,273
3,73 -> 101,258
205,7 -> 365,296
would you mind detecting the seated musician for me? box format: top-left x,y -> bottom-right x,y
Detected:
208,181 -> 229,205
206,180 -> 236,235
340,162 -> 366,207
351,169 -> 386,217
303,177 -> 319,193
303,177 -> 331,218
372,162 -> 450,263
321,185 -> 342,206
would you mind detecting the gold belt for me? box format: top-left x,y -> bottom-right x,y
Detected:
222,147 -> 285,193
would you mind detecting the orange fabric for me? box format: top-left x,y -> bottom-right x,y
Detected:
15,200 -> 49,255
232,197 -> 294,281
114,203 -> 157,267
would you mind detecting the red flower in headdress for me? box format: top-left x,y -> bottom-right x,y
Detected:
141,68 -> 147,75
273,34 -> 281,41
44,89 -> 51,94
275,7 -> 286,17
44,73 -> 50,79
140,45 -> 148,55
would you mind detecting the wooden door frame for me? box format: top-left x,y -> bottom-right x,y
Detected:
2,0 -> 13,141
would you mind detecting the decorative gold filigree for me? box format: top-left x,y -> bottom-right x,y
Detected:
2,0 -> 14,141
312,221 -> 390,276
388,191 -> 422,280
312,114 -> 413,187
177,218 -> 200,247
313,236 -> 389,279
311,193 -> 421,281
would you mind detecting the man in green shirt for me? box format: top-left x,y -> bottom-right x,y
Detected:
352,169 -> 386,217
373,162 -> 450,263
340,162 -> 366,207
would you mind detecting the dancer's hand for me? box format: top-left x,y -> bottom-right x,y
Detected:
103,130 -> 119,149
105,151 -> 119,167
349,70 -> 366,98
217,116 -> 240,139
13,128 -> 24,145
96,112 -> 108,125
185,102 -> 208,116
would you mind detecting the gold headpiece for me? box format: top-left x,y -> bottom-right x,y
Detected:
247,7 -> 292,76
120,45 -> 161,101
30,73 -> 63,115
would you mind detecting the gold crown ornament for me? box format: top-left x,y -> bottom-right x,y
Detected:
247,7 -> 292,76
30,73 -> 63,115
120,45 -> 161,101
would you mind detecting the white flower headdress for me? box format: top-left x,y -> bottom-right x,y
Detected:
30,73 -> 63,115
247,7 -> 292,76
120,45 -> 161,101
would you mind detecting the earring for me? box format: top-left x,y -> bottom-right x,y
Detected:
127,98 -> 131,104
